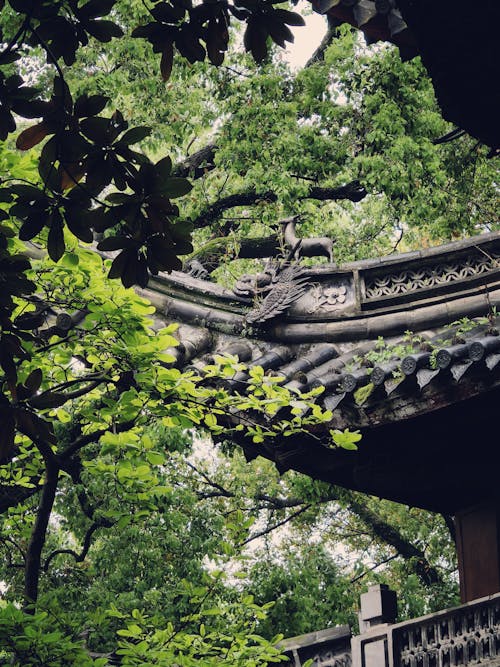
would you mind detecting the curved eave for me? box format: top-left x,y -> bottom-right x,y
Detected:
140,232 -> 500,513
143,232 -> 500,340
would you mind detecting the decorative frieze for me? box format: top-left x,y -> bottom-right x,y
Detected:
364,253 -> 500,301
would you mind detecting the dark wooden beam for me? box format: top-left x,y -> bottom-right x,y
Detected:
456,504 -> 500,602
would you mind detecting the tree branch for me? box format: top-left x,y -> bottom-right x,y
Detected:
304,24 -> 341,68
241,505 -> 312,545
350,554 -> 399,584
191,181 -> 367,231
186,235 -> 281,273
43,517 -> 113,572
173,143 -> 218,179
346,491 -> 444,587
442,513 -> 456,543
0,482 -> 41,514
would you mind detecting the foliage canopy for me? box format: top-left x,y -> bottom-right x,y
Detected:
0,0 -> 496,663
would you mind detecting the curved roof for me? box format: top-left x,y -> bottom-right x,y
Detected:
141,232 -> 500,513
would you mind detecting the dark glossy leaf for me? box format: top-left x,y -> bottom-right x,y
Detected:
24,368 -> 43,395
9,184 -> 47,200
160,41 -> 174,81
174,240 -> 193,254
11,99 -> 52,118
151,1 -> 185,23
273,9 -> 305,26
176,24 -> 206,63
170,219 -> 194,240
88,206 -> 113,232
79,0 -> 116,20
64,209 -> 94,243
60,161 -> 87,190
147,241 -> 183,273
19,214 -> 47,241
206,18 -> 227,66
39,135 -> 58,183
14,310 -> 45,330
120,254 -> 139,287
135,253 -> 149,287
85,155 -> 112,194
243,18 -> 268,63
267,17 -> 294,48
16,122 -> 49,150
131,22 -> 159,39
47,215 -> 65,261
74,93 -> 109,117
0,107 -> 16,140
85,19 -> 123,42
156,156 -> 172,179
28,390 -> 67,409
118,126 -> 151,146
97,235 -> 137,251
80,116 -> 110,143
106,192 -> 133,204
161,177 -> 193,198
108,248 -> 134,279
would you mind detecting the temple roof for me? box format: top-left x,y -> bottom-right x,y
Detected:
141,231 -> 500,514
310,0 -> 500,150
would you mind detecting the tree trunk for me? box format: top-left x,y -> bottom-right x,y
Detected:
24,461 -> 59,610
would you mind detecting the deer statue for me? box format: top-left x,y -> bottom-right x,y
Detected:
281,216 -> 335,264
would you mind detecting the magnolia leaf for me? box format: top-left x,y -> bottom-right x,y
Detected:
160,41 -> 174,81
29,391 -> 68,409
16,122 -> 49,150
24,368 -> 43,395
161,177 -> 193,198
47,218 -> 65,262
119,126 -> 152,146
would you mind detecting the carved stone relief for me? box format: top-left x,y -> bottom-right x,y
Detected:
364,253 -> 500,300
306,284 -> 348,313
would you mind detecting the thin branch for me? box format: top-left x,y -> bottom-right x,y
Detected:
350,554 -> 399,584
43,517 -> 113,572
185,460 -> 232,497
241,504 -> 312,545
0,535 -> 26,564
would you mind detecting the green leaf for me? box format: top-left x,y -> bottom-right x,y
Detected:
146,451 -> 165,465
330,428 -> 362,451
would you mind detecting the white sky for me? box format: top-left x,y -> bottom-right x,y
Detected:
284,3 -> 329,69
